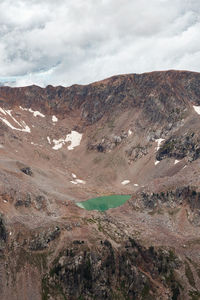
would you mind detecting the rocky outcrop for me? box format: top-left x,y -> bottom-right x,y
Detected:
0,215 -> 6,258
42,238 -> 181,300
20,167 -> 33,176
156,132 -> 200,162
0,215 -> 6,243
126,144 -> 149,162
29,226 -> 60,251
15,193 -> 32,208
88,132 -> 127,153
34,195 -> 46,210
0,70 -> 199,125
3,191 -> 47,210
131,187 -> 200,225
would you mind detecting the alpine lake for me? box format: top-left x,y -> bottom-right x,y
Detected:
76,194 -> 131,211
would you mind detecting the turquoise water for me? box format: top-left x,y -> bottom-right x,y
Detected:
76,194 -> 131,211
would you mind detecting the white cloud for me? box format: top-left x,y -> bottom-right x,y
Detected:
0,0 -> 200,87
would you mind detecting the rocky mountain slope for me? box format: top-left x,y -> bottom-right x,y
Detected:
0,70 -> 200,299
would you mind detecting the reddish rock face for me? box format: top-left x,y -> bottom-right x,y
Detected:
1,70 -> 200,124
0,70 -> 200,299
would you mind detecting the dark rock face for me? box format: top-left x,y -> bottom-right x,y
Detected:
20,167 -> 33,176
97,144 -> 104,152
42,238 -> 181,300
156,132 -> 200,162
0,215 -> 6,243
15,193 -> 32,208
29,226 -> 60,251
88,133 -> 127,153
0,215 -> 7,257
131,186 -> 200,215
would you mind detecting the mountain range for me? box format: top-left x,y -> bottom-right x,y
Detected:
0,70 -> 200,299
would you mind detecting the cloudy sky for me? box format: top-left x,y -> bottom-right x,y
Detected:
0,0 -> 199,87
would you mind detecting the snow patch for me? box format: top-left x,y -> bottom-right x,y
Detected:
47,136 -> 51,144
70,173 -> 86,185
0,107 -> 31,133
193,106 -> 200,115
52,115 -> 58,122
76,179 -> 86,184
66,131 -> 82,150
128,129 -> 132,136
52,138 -> 64,150
52,131 -> 82,151
31,142 -> 39,146
19,106 -> 26,111
76,202 -> 84,209
155,160 -> 160,165
155,138 -> 165,151
19,106 -> 45,117
70,181 -> 78,185
134,184 -> 139,187
0,144 -> 4,149
0,108 -> 6,115
30,109 -> 45,118
174,160 -> 180,165
121,180 -> 130,185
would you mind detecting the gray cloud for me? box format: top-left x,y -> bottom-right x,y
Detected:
0,0 -> 200,87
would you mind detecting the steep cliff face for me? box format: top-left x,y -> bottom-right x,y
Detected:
42,239 -> 181,300
0,70 -> 200,299
0,70 -> 200,124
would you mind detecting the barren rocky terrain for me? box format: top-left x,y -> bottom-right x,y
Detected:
0,70 -> 200,299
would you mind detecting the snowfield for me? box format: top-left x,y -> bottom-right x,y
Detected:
0,107 -> 31,133
52,131 -> 83,150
